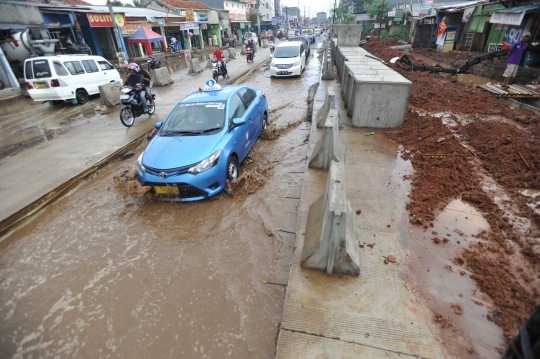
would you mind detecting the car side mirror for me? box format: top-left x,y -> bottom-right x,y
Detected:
154,122 -> 162,129
232,118 -> 245,128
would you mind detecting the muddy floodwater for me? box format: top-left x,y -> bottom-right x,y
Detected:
0,47 -> 321,358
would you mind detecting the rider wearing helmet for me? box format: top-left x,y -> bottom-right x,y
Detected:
124,63 -> 148,113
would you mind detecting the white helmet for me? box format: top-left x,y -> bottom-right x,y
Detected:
127,62 -> 140,72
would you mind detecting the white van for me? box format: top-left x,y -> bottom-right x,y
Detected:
270,42 -> 306,77
24,55 -> 121,104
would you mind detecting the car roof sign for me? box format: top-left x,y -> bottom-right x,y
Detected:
202,79 -> 222,92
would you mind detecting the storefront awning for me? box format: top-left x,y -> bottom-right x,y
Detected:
128,27 -> 164,43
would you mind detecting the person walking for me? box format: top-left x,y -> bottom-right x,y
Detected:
502,31 -> 530,88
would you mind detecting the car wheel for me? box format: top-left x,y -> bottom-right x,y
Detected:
227,156 -> 239,181
76,89 -> 88,105
262,112 -> 268,131
120,108 -> 135,127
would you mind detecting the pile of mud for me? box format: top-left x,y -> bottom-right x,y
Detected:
369,37 -> 540,345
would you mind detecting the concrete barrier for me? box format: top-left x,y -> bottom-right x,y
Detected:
229,47 -> 237,59
99,81 -> 122,107
316,86 -> 336,128
152,67 -> 173,86
188,58 -> 204,74
301,160 -> 361,275
241,45 -> 247,55
321,59 -> 335,80
330,41 -> 336,64
309,109 -> 345,170
262,38 -> 269,48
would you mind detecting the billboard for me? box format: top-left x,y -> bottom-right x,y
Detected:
419,0 -> 433,17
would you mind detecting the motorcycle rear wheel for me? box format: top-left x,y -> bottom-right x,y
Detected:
120,108 -> 135,127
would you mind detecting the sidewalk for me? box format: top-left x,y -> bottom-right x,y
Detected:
275,78 -> 452,357
0,47 -> 271,228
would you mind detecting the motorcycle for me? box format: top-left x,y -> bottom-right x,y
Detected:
246,46 -> 254,63
358,36 -> 371,47
269,41 -> 275,54
119,85 -> 156,127
147,56 -> 162,69
169,41 -> 179,53
212,59 -> 228,81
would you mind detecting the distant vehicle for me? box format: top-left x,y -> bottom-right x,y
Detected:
289,36 -> 310,57
24,54 -> 120,105
314,28 -> 321,36
287,30 -> 296,38
302,28 -> 315,43
244,32 -> 258,44
136,79 -> 269,201
270,41 -> 306,78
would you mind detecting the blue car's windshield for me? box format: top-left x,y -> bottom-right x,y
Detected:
161,101 -> 226,135
274,46 -> 299,58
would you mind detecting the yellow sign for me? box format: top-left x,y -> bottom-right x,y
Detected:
114,14 -> 125,27
186,9 -> 195,22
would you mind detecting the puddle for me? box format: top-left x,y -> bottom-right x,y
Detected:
521,188 -> 540,199
434,199 -> 490,239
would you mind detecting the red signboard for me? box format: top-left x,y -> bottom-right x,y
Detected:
87,13 -> 126,28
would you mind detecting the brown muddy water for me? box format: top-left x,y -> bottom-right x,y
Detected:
0,52 -> 321,358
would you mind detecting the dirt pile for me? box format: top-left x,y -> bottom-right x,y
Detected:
381,38 -> 400,46
370,38 -> 540,345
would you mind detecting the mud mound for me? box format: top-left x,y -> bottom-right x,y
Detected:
113,167 -> 151,199
382,38 -> 400,46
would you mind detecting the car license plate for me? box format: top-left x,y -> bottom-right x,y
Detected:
35,82 -> 47,89
278,71 -> 288,75
154,185 -> 179,195
120,94 -> 130,100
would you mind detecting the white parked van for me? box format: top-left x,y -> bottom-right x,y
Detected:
24,55 -> 121,104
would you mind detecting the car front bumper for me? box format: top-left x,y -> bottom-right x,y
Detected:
270,64 -> 301,77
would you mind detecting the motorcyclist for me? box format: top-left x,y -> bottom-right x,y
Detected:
212,45 -> 229,78
124,63 -> 148,113
137,64 -> 153,105
247,40 -> 255,58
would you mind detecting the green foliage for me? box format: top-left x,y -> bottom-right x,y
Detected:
379,29 -> 389,41
132,0 -> 145,6
248,12 -> 258,26
365,0 -> 390,23
109,0 -> 123,6
362,24 -> 374,36
389,30 -> 409,42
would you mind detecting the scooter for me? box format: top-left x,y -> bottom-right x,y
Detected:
246,46 -> 254,63
269,41 -> 275,53
147,56 -> 162,69
169,41 -> 179,53
212,59 -> 228,81
119,85 -> 156,127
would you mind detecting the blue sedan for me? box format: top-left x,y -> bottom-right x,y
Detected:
136,80 -> 268,201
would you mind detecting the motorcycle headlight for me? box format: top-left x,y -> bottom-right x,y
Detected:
188,150 -> 221,174
292,61 -> 300,66
136,153 -> 146,174
270,61 -> 276,67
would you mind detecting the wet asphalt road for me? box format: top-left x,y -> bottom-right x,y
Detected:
0,41 -> 323,358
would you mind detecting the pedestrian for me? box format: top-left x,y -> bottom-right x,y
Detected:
502,31 -> 530,88
258,34 -> 261,47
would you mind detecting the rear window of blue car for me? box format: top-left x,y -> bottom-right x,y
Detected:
161,101 -> 227,135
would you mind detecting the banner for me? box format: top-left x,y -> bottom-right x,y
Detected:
179,22 -> 198,30
419,0 -> 433,17
395,8 -> 404,21
502,26 -> 529,49
388,11 -> 396,17
462,7 -> 474,23
186,8 -> 195,22
121,23 -> 151,36
145,16 -> 165,26
490,11 -> 526,26
87,13 -> 126,28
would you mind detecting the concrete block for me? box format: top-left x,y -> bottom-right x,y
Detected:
99,81 -> 122,107
152,67 -> 173,86
321,59 -> 335,80
262,38 -> 269,48
241,45 -> 247,55
188,58 -> 204,74
302,160 -> 360,276
229,47 -> 237,59
309,109 -> 345,170
316,86 -> 335,128
330,41 -> 336,64
334,24 -> 362,46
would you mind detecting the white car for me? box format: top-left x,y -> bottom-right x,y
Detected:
314,28 -> 321,36
244,32 -> 258,44
24,54 -> 121,104
270,42 -> 306,77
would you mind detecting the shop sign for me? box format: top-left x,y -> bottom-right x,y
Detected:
121,23 -> 151,36
222,19 -> 230,26
395,9 -> 404,22
240,23 -> 245,29
179,22 -> 198,30
146,16 -> 165,26
462,7 -> 474,23
197,13 -> 208,22
229,11 -> 247,21
419,0 -> 433,17
388,11 -> 396,17
490,11 -> 525,26
186,8 -> 195,22
200,24 -> 207,29
502,26 -> 529,48
87,13 -> 126,28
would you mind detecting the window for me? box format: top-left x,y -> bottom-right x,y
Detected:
63,61 -> 86,75
300,45 -> 304,55
98,61 -> 114,70
228,94 -> 247,125
82,60 -> 99,73
25,61 -> 34,79
161,101 -> 226,134
238,88 -> 256,108
53,61 -> 69,76
32,60 -> 52,79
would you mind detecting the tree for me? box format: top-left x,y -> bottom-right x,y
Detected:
110,0 -> 124,6
132,0 -> 146,7
365,0 -> 390,24
248,12 -> 258,26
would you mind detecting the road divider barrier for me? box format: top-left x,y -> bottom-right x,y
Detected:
152,67 -> 174,86
262,39 -> 269,48
229,47 -> 238,59
99,81 -> 122,107
316,86 -> 336,128
309,109 -> 345,170
301,160 -> 361,276
241,45 -> 247,55
321,59 -> 335,80
188,58 -> 204,74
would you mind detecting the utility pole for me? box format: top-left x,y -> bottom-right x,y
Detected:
106,0 -> 123,53
256,0 -> 260,35
285,6 -> 288,31
378,0 -> 385,41
304,6 -> 306,27
333,0 -> 337,24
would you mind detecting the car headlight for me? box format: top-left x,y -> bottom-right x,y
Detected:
188,150 -> 221,174
292,61 -> 300,66
136,153 -> 145,174
270,61 -> 276,67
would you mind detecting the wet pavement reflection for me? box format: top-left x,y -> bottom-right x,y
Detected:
0,43 -> 322,358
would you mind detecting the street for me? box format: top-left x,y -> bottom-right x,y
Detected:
0,41 -> 321,358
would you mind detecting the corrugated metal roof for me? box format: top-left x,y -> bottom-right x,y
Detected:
435,0 -> 488,12
494,2 -> 540,13
84,5 -> 182,18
